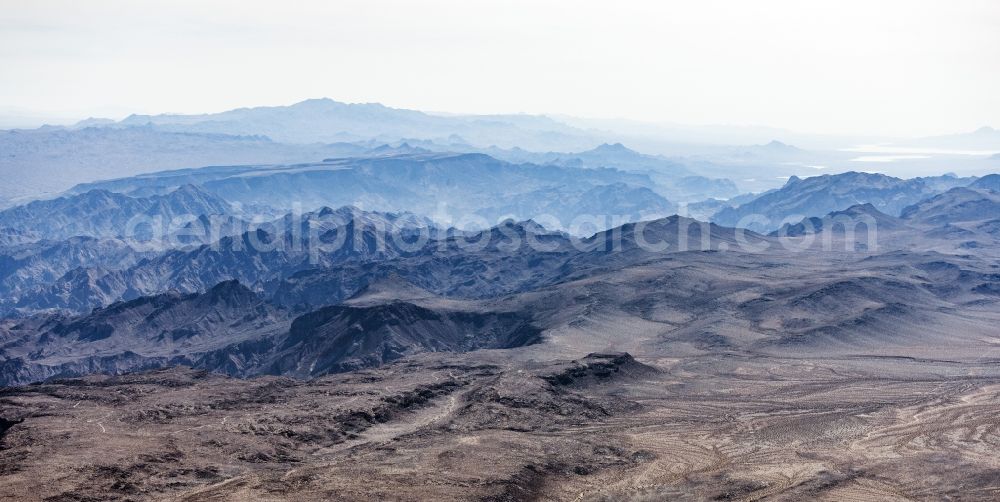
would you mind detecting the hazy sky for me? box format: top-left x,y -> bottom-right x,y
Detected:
2,0 -> 998,136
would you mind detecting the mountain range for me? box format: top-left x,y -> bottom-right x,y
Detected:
0,126 -> 374,205
2,181 -> 998,386
2,101 -> 1000,501
6,99 -> 996,214
712,171 -> 976,231
0,184 -> 231,242
901,126 -> 1000,151
63,152 -> 674,230
1,155 -> 996,319
113,98 -> 599,150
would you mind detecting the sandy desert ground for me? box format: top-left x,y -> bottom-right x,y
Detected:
3,342 -> 1000,501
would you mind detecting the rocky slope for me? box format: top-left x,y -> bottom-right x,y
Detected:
0,184 -> 231,241
712,171 -> 956,231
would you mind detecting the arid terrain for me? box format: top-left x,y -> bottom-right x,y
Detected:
3,225 -> 1000,500
1,78 -> 999,502
4,3 -> 1000,498
3,349 -> 1000,501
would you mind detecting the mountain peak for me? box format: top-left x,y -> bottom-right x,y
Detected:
829,202 -> 892,220
900,185 -> 1000,224
852,202 -> 879,212
591,142 -> 635,154
202,279 -> 259,306
970,174 -> 1000,191
169,183 -> 212,197
72,117 -> 115,128
292,97 -> 339,107
783,175 -> 801,186
290,97 -> 390,112
762,140 -> 799,150
346,274 -> 436,305
498,218 -> 551,235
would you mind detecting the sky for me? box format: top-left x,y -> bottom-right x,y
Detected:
1,0 -> 998,136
